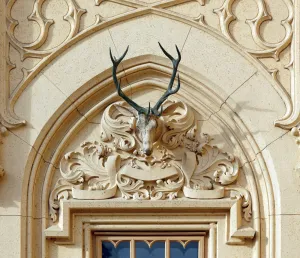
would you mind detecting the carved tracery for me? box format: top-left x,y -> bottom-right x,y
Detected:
3,0 -> 298,129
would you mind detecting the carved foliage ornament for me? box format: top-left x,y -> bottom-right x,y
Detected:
49,100 -> 251,223
49,44 -> 251,224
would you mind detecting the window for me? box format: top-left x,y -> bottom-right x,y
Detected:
95,232 -> 205,258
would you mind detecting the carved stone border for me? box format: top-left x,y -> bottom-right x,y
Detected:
45,199 -> 255,245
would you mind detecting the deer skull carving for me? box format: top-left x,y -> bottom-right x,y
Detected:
110,43 -> 181,156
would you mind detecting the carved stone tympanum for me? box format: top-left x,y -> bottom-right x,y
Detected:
49,100 -> 251,224
49,43 -> 252,225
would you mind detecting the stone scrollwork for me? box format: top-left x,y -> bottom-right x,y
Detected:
49,100 -> 252,223
49,141 -> 118,221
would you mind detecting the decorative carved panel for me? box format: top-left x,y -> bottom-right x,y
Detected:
1,1 -> 298,257
48,100 -> 254,246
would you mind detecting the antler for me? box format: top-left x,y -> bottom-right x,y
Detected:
110,44 -> 181,116
151,42 -> 181,116
110,46 -> 148,114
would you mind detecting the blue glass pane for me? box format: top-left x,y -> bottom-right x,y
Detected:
136,241 -> 165,258
102,241 -> 130,258
170,241 -> 198,258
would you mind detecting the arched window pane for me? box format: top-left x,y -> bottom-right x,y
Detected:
102,241 -> 130,258
170,241 -> 198,258
135,241 -> 165,257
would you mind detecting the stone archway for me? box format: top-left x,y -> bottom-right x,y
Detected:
20,47 -> 285,256
1,2 -> 299,258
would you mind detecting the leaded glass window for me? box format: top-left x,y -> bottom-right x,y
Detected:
96,233 -> 205,258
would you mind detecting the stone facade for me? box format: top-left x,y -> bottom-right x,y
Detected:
1,0 -> 300,257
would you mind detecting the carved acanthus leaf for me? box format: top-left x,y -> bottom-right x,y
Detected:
100,102 -> 136,151
196,145 -> 239,185
225,186 -> 252,222
49,141 -> 119,222
150,170 -> 185,200
49,178 -> 79,222
60,141 -> 113,187
116,173 -> 149,200
161,101 -> 196,149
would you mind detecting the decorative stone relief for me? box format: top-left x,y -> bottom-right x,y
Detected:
49,100 -> 252,225
2,0 -> 299,128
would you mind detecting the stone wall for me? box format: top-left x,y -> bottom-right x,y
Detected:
0,1 -> 300,257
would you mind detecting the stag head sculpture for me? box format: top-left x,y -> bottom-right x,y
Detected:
110,43 -> 181,156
